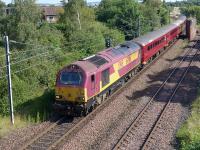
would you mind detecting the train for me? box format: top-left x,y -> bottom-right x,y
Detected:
53,16 -> 187,116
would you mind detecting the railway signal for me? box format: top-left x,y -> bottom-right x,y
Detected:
105,37 -> 112,48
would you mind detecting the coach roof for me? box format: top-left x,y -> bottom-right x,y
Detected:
133,16 -> 186,46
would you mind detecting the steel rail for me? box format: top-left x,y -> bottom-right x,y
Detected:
19,117 -> 66,150
141,44 -> 199,150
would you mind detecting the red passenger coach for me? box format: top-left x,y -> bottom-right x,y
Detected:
134,16 -> 186,65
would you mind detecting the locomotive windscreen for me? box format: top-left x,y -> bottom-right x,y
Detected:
60,72 -> 82,85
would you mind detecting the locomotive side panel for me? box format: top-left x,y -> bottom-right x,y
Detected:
86,49 -> 141,100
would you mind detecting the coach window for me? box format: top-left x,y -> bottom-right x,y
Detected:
102,68 -> 110,87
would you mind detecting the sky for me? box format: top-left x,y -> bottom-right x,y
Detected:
2,0 -> 100,4
2,0 -> 183,5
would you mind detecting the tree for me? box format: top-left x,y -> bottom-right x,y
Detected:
60,0 -> 86,31
0,1 -> 6,34
97,0 -> 140,40
11,0 -> 41,42
0,0 -> 5,9
96,0 -> 169,40
143,0 -> 162,7
181,6 -> 200,24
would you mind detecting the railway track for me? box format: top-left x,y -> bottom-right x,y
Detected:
113,40 -> 200,150
19,39 -> 187,150
19,116 -> 82,150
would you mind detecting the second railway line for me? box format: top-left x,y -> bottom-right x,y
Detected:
113,39 -> 200,150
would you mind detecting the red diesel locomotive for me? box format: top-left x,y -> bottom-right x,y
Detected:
54,16 -> 186,116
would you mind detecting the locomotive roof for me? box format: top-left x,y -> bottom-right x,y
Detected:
73,60 -> 99,73
133,16 -> 186,46
70,41 -> 140,74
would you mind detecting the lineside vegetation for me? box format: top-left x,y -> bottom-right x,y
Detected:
176,88 -> 200,150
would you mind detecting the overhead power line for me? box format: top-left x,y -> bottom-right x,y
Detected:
13,55 -> 63,74
11,48 -> 60,65
0,55 -> 62,80
0,48 -> 60,69
9,33 -> 99,50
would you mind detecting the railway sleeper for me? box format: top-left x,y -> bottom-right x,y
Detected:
39,137 -> 55,141
30,145 -> 46,149
37,141 -> 52,145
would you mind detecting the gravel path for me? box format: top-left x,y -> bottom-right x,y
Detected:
60,39 -> 190,150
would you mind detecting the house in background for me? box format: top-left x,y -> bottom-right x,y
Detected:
41,6 -> 63,23
2,5 -> 64,23
3,7 -> 15,15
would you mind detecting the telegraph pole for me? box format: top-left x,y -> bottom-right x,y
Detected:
4,35 -> 14,125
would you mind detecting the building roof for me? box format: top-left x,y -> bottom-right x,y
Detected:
42,6 -> 62,16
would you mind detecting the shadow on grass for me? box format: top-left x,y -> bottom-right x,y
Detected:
16,88 -> 55,123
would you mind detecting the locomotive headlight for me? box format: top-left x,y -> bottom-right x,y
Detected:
79,97 -> 85,100
56,95 -> 62,99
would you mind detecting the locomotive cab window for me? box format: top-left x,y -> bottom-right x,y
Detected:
60,71 -> 82,85
101,68 -> 110,87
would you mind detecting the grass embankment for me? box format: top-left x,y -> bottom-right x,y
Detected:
0,50 -> 100,138
176,90 -> 200,150
0,116 -> 29,138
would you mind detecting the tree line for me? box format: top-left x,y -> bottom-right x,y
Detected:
0,0 -> 169,121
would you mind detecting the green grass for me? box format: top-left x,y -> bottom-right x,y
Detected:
0,115 -> 29,139
176,89 -> 200,150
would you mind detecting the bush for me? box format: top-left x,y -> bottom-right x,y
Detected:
176,90 -> 200,149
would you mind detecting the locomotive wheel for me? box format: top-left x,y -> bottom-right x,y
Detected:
96,96 -> 102,105
89,105 -> 94,113
82,108 -> 89,116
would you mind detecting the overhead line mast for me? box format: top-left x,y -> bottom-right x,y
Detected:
4,35 -> 14,125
